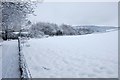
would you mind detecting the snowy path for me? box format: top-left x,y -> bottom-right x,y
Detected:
2,40 -> 20,78
23,31 -> 118,78
0,39 -> 2,79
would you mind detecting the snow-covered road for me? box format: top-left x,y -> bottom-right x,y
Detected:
2,40 -> 20,78
23,31 -> 118,78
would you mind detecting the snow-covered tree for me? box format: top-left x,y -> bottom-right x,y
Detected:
2,1 -> 34,40
0,2 -> 2,32
60,24 -> 76,35
29,22 -> 60,37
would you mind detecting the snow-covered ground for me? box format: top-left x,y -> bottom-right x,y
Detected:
22,31 -> 118,78
2,40 -> 20,78
0,39 -> 2,79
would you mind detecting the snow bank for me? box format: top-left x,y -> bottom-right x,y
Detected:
18,37 -> 32,78
23,31 -> 118,78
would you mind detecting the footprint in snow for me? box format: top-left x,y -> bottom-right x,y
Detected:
42,66 -> 50,70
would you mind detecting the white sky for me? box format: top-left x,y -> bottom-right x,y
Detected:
28,2 -> 118,27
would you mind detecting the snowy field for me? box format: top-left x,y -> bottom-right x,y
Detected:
0,31 -> 118,79
22,31 -> 118,78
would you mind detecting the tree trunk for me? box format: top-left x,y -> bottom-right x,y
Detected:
4,30 -> 7,40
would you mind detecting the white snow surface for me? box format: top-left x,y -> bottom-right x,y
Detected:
23,31 -> 118,78
2,40 -> 20,78
0,39 -> 2,79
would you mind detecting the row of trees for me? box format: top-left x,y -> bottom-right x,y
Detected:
0,1 -> 95,39
29,22 -> 95,38
1,2 -> 109,39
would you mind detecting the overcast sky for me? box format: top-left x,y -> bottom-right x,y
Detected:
28,2 -> 118,27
